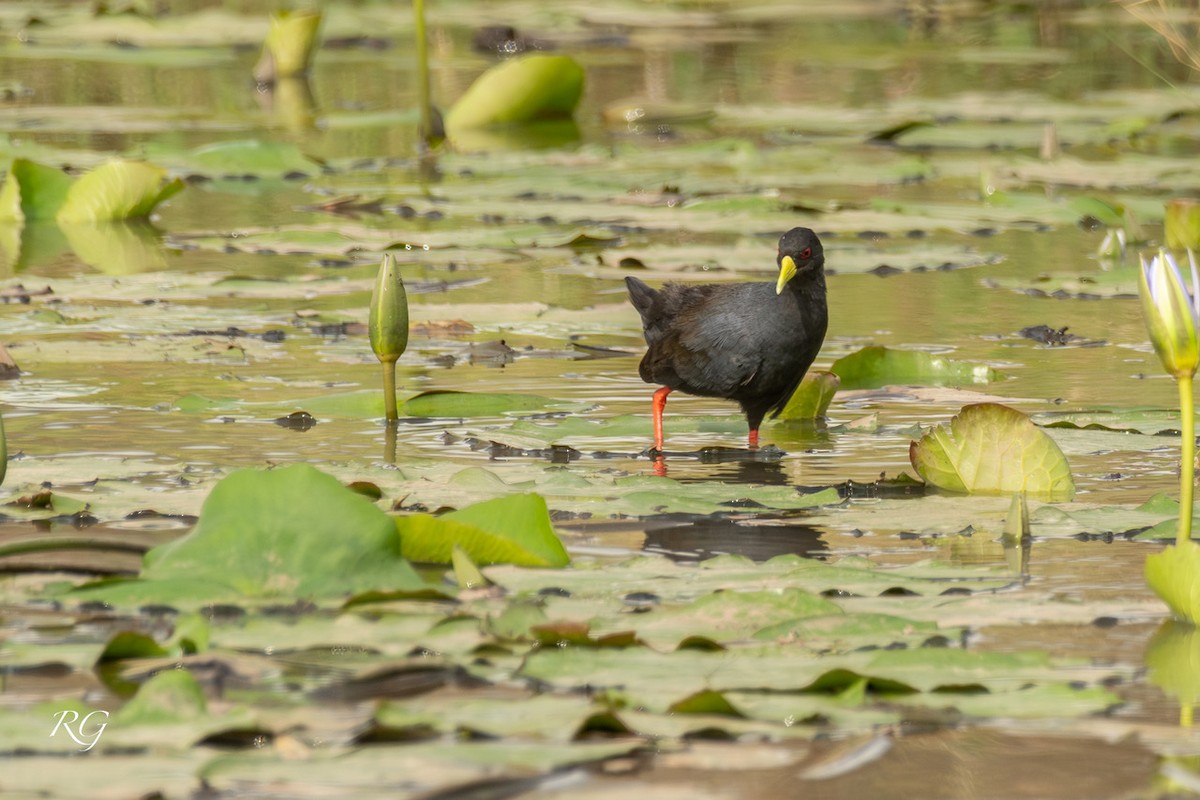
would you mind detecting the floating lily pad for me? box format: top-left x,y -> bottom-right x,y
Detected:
72,464 -> 429,605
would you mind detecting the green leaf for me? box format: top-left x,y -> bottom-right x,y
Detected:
137,464 -> 425,599
774,370 -> 839,421
909,403 -> 1075,499
396,493 -> 568,567
56,160 -> 183,223
446,54 -> 584,131
831,345 -> 996,390
1145,541 -> 1200,624
0,158 -> 74,221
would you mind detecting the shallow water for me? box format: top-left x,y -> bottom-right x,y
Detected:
2,1 -> 1200,797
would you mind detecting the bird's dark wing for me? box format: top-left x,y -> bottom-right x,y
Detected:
665,293 -> 765,397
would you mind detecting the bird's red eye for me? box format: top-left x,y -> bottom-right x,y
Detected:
799,247 -> 812,260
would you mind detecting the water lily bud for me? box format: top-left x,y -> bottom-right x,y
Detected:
1139,249 -> 1200,379
369,253 -> 409,365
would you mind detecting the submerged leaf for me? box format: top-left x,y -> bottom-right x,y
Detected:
909,403 -> 1075,499
446,54 -> 584,131
401,390 -> 567,417
56,160 -> 183,223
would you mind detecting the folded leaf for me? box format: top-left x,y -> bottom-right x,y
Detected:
0,159 -> 74,222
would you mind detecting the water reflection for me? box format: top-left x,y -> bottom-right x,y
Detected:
644,516 -> 828,563
0,219 -> 167,275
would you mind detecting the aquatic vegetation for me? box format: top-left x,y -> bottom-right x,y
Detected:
1139,248 -> 1200,624
368,253 -> 409,421
909,403 -> 1075,500
253,8 -> 322,83
446,54 -> 584,132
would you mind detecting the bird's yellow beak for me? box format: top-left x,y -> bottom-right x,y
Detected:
775,255 -> 797,295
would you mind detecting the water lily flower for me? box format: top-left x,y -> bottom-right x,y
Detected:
1139,249 -> 1200,379
1139,247 -> 1200,625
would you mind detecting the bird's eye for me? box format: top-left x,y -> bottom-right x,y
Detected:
799,247 -> 812,260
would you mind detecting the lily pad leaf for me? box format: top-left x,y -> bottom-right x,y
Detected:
831,345 -> 996,390
126,464 -> 426,600
909,403 -> 1075,499
0,158 -> 74,222
446,54 -> 584,131
396,493 -> 568,567
56,160 -> 183,223
1145,542 -> 1200,624
774,371 -> 839,421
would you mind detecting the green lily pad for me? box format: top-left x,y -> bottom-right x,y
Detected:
832,345 -> 996,390
75,464 -> 428,604
909,403 -> 1076,499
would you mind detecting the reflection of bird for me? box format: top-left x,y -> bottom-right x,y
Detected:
625,228 -> 829,452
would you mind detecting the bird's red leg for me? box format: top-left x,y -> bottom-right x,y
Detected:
748,428 -> 760,450
652,387 -> 672,452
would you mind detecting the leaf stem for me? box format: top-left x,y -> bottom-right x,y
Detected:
1179,373 -> 1195,546
383,358 -> 398,422
414,0 -> 433,149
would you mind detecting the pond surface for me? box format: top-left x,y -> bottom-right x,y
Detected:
2,1 -> 1200,797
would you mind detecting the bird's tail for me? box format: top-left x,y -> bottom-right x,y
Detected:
624,276 -> 658,320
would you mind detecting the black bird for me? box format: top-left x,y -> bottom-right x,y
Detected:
625,227 -> 828,451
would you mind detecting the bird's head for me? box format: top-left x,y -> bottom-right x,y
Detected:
775,227 -> 825,294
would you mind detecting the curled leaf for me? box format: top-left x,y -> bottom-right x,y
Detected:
909,403 -> 1075,499
56,160 -> 183,223
446,54 -> 584,131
